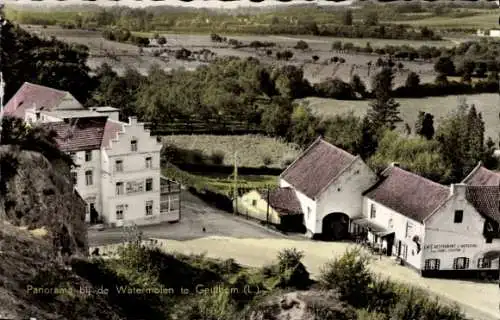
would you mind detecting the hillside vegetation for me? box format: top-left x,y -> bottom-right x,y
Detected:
5,2 -> 498,35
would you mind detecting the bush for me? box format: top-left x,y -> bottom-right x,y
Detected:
319,247 -> 372,308
274,248 -> 311,290
211,150 -> 225,165
262,155 -> 273,167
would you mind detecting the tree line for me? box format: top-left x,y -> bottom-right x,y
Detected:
6,6 -> 441,41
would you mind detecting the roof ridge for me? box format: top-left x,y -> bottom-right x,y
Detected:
24,82 -> 69,94
392,166 -> 448,191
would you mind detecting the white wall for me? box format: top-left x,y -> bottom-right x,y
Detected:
362,197 -> 425,269
72,149 -> 102,222
424,189 -> 500,271
280,179 -> 317,234
490,30 -> 500,37
102,118 -> 163,225
316,158 -> 377,232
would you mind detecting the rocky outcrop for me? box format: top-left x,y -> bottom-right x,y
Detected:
248,290 -> 357,320
0,146 -> 87,256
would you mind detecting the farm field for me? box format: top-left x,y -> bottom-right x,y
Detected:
303,93 -> 500,142
162,134 -> 301,169
162,166 -> 278,197
397,11 -> 500,29
23,25 -> 439,86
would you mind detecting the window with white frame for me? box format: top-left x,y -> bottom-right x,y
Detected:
424,259 -> 440,270
115,205 -> 124,220
251,199 -> 257,206
85,170 -> 93,186
69,152 -> 76,162
85,150 -> 92,162
145,157 -> 152,169
477,258 -> 491,269
71,171 -> 77,186
388,218 -> 394,229
130,139 -> 138,152
453,257 -> 470,270
370,204 -> 376,219
405,221 -> 413,238
145,178 -> 153,191
307,207 -> 311,220
116,182 -> 124,195
115,160 -> 123,172
454,210 -> 463,223
145,200 -> 153,216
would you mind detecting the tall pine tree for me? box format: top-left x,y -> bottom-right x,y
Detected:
367,67 -> 402,132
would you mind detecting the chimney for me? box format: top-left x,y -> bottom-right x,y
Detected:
450,183 -> 467,199
129,116 -> 137,125
390,162 -> 400,167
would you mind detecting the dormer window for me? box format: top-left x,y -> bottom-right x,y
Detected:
131,139 -> 138,152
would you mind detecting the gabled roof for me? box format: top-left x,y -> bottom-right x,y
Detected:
102,119 -> 125,149
363,166 -> 450,223
3,82 -> 83,118
42,117 -> 108,152
465,186 -> 500,223
280,137 -> 357,199
462,162 -> 500,186
259,187 -> 302,216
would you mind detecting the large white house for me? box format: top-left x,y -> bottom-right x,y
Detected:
352,163 -> 500,278
279,137 -> 378,239
3,82 -> 180,226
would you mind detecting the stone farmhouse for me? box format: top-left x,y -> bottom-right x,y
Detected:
239,138 -> 500,278
3,82 -> 180,227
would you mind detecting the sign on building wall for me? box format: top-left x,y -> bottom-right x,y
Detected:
423,243 -> 478,253
126,180 -> 144,194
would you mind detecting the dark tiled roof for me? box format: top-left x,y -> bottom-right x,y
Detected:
280,138 -> 356,199
363,166 -> 450,223
102,119 -> 125,149
465,186 -> 500,223
259,187 -> 302,216
462,163 -> 500,186
4,82 -> 81,118
43,117 -> 108,152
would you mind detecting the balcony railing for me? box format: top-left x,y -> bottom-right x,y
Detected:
160,176 -> 181,194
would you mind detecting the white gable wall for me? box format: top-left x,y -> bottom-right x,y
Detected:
424,192 -> 500,271
103,119 -> 163,225
316,158 -> 377,232
362,197 -> 424,269
280,178 -> 317,234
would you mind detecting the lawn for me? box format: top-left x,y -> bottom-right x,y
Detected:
162,165 -> 278,196
393,11 -> 500,29
162,134 -> 302,169
302,93 -> 500,142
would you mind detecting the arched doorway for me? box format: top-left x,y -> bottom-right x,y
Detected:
322,212 -> 350,240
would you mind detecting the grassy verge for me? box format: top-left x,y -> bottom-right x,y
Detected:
162,164 -> 278,196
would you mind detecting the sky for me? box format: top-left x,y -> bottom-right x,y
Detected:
2,0 -> 354,9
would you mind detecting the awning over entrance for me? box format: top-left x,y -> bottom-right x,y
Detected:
351,218 -> 394,237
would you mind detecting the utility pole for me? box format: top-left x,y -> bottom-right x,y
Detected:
266,185 -> 270,225
233,150 -> 238,215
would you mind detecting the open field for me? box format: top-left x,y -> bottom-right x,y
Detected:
23,25 -> 440,86
162,134 -> 301,169
303,93 -> 500,141
162,166 -> 278,196
95,236 -> 500,320
398,11 -> 500,29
